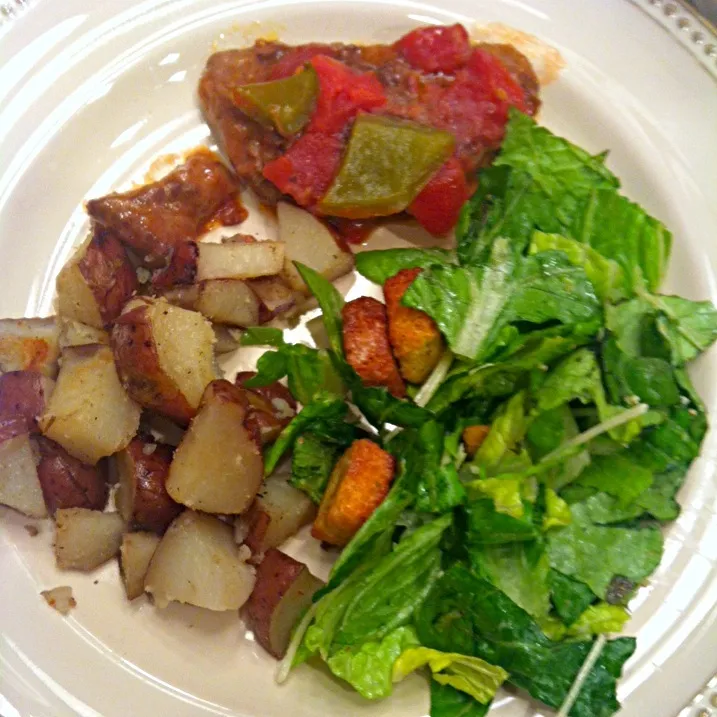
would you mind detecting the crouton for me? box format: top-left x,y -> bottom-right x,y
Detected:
384,268 -> 444,384
311,439 -> 395,546
341,297 -> 405,398
463,425 -> 491,457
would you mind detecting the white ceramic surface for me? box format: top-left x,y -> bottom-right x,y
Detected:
2,1 -> 717,716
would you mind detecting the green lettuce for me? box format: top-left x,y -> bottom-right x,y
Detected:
403,238 -> 518,361
416,565 -> 636,717
430,682 -> 492,717
470,541 -> 551,620
290,433 -> 341,503
393,647 -> 507,704
355,247 -> 455,284
549,569 -> 596,626
529,232 -> 626,302
546,503 -> 663,599
326,626 -> 420,699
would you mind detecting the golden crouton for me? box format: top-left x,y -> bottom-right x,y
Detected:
463,425 -> 491,457
384,268 -> 444,384
312,439 -> 395,546
342,297 -> 406,398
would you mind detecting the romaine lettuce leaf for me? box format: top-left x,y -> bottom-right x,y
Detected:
290,433 -> 340,503
575,452 -> 653,508
543,487 -> 572,530
430,682 -> 492,717
506,250 -> 601,328
416,565 -> 636,717
457,111 -> 671,293
393,647 -> 507,705
403,238 -> 518,361
529,232 -> 626,303
427,334 -> 581,414
295,262 -> 345,356
413,421 -> 466,513
567,189 -> 671,292
405,242 -> 601,363
355,247 -> 455,285
546,503 -> 663,599
610,294 -> 717,365
470,540 -> 551,620
326,626 -> 420,699
304,515 -> 452,660
566,603 -> 630,639
495,109 -> 619,197
263,394 -> 359,475
473,392 -> 528,472
464,497 -> 537,545
549,569 -> 596,626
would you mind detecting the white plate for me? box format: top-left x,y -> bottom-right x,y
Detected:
2,1 -> 717,716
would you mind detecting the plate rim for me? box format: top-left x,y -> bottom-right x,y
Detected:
1,1 -> 717,717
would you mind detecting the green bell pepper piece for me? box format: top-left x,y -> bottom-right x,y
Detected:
235,66 -> 318,137
318,114 -> 455,218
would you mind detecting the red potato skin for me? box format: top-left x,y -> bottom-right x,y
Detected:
341,297 -> 406,398
121,438 -> 181,533
243,506 -> 271,562
111,303 -> 195,424
0,416 -> 28,442
243,548 -> 315,658
235,372 -> 297,445
36,436 -> 108,514
202,378 -> 249,416
86,150 -> 242,265
0,370 -> 54,432
201,377 -> 266,450
150,241 -> 198,290
79,228 -> 138,326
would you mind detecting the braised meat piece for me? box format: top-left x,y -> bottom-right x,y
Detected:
198,33 -> 540,224
86,151 -> 243,265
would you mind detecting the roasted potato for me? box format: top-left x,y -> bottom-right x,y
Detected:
111,297 -> 217,424
384,268 -> 444,384
312,439 -> 395,546
0,317 -> 60,377
243,549 -> 323,658
120,531 -> 161,600
156,284 -> 200,311
341,297 -> 406,398
39,344 -> 141,465
462,425 -> 491,457
116,438 -> 181,533
166,380 -> 263,514
144,510 -> 255,610
246,276 -> 296,322
195,280 -> 261,327
277,202 -> 354,294
197,240 -> 285,281
0,370 -> 55,432
140,412 -> 186,448
213,325 -> 243,355
0,431 -> 48,518
235,372 -> 297,445
57,318 -> 109,349
36,436 -> 108,514
55,229 -> 137,329
54,508 -> 125,570
244,474 -> 316,561
150,241 -> 198,289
